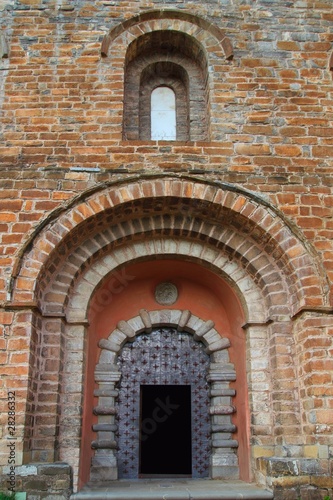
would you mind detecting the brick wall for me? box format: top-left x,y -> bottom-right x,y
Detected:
0,0 -> 333,498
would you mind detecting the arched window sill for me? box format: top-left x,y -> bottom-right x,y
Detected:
120,139 -> 215,147
122,140 -> 199,146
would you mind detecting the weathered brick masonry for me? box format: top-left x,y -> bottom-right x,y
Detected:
0,0 -> 333,499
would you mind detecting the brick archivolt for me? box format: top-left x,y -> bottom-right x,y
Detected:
9,177 -> 328,321
101,10 -> 233,61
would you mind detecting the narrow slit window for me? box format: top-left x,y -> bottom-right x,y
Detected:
151,86 -> 176,140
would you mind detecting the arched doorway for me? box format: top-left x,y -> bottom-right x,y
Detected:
89,301 -> 241,483
86,260 -> 247,484
8,176 -> 328,492
117,327 -> 210,478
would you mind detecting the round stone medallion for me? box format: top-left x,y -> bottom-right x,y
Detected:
154,282 -> 178,305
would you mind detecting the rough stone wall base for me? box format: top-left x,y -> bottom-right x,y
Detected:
2,459 -> 333,499
257,457 -> 333,500
0,463 -> 72,500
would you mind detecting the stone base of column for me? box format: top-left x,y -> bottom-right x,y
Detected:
210,451 -> 239,479
90,453 -> 118,482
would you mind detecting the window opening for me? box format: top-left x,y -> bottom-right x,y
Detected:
151,86 -> 176,140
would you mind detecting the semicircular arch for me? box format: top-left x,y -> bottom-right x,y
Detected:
101,10 -> 233,61
9,177 -> 329,322
66,238 -> 267,325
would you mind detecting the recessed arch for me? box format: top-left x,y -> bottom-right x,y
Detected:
123,30 -> 209,140
8,176 -> 329,490
10,177 -> 329,318
101,10 -> 234,61
90,308 -> 236,481
141,63 -> 189,141
66,238 -> 267,325
100,11 -> 234,141
72,260 -> 250,486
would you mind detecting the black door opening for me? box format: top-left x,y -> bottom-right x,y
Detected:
139,384 -> 192,476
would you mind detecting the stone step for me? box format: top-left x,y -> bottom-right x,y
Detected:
70,479 -> 274,500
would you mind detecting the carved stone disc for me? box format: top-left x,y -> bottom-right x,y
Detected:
154,282 -> 178,305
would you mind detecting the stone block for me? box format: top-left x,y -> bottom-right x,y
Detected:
299,458 -> 329,476
128,316 -> 146,333
37,463 -> 71,476
93,406 -> 117,416
210,405 -> 236,415
211,350 -> 229,363
212,452 -> 239,466
211,466 -> 239,480
206,337 -> 231,353
53,479 -> 71,490
210,388 -> 236,397
212,424 -> 237,433
208,371 -> 237,382
43,496 -> 68,500
212,439 -> 239,448
92,424 -> 118,432
91,440 -> 117,449
5,465 -> 38,476
89,465 -> 118,482
25,479 -> 48,491
117,319 -> 136,339
268,458 -> 300,477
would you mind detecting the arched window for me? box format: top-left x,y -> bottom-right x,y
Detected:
151,86 -> 176,141
123,31 -> 209,141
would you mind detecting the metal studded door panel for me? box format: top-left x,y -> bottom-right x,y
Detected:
117,328 -> 211,478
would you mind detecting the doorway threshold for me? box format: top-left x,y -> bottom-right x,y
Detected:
70,478 -> 274,499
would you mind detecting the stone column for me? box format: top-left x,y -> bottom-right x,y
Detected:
90,363 -> 121,481
208,352 -> 239,479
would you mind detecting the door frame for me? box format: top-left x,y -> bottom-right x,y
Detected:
90,309 -> 239,482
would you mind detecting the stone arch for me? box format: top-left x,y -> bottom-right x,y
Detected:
66,238 -> 266,324
101,10 -> 233,61
10,177 -> 329,317
91,309 -> 236,481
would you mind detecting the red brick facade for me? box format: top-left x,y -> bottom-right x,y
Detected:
0,1 -> 333,499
